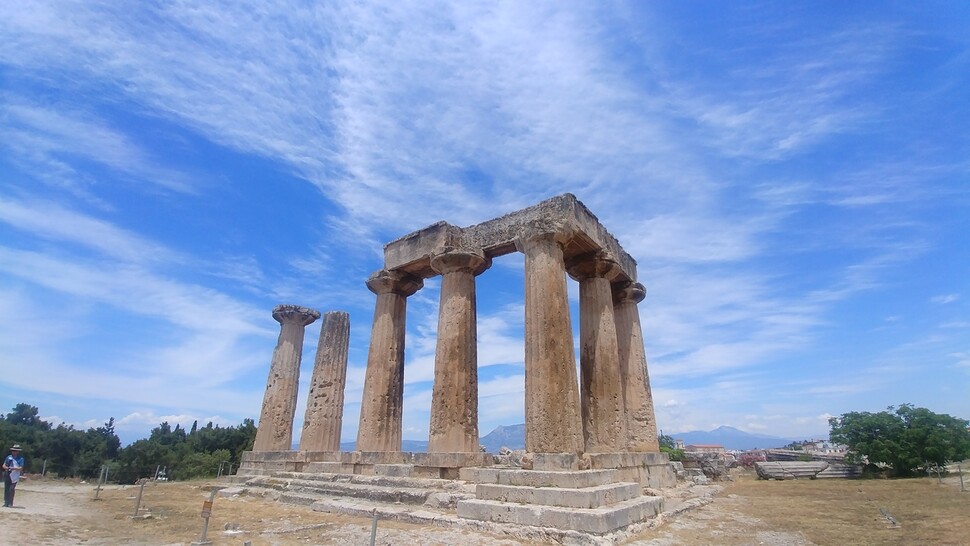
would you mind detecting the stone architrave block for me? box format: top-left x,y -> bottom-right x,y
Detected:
755,461 -> 830,480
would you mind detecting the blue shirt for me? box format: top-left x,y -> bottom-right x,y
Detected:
4,454 -> 24,483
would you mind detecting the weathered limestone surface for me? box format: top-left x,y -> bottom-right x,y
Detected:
357,270 -> 422,452
383,193 -> 637,283
428,249 -> 490,452
517,230 -> 584,454
755,461 -> 831,480
253,305 -> 321,452
457,463 -> 665,535
300,311 -> 351,452
613,282 -> 660,452
568,253 -> 627,453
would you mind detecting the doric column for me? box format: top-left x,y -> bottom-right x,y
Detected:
613,281 -> 660,452
357,269 -> 423,452
567,254 -> 627,453
300,311 -> 351,452
515,231 -> 584,453
428,249 -> 490,453
253,304 -> 321,452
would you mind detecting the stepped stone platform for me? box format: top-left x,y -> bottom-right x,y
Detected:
458,466 -> 663,534
234,449 -> 675,539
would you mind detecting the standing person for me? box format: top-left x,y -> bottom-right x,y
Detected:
3,444 -> 25,508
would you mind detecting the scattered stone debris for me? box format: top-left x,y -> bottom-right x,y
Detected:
879,507 -> 900,528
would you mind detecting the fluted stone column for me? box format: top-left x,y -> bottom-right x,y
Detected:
515,231 -> 584,453
613,281 -> 660,452
357,270 -> 423,452
428,249 -> 490,453
253,304 -> 321,452
300,311 -> 351,452
567,254 -> 627,452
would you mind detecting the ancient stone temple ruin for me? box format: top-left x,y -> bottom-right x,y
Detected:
235,194 -> 674,539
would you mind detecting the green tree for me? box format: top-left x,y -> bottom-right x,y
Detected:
658,432 -> 684,461
5,403 -> 49,429
1,402 -> 257,482
0,402 -> 54,473
829,404 -> 970,476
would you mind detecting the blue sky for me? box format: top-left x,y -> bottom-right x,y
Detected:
1,2 -> 967,446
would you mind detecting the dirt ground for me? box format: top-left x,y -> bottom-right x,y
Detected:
1,470 -> 967,545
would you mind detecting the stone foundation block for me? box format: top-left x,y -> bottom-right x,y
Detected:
303,451 -> 343,463
456,495 -> 664,534
461,468 -> 619,488
412,452 -> 492,468
358,451 -> 411,465
532,453 -> 581,470
459,467 -> 500,483
375,464 -> 412,477
476,482 -> 641,509
242,450 -> 308,463
304,462 -> 355,474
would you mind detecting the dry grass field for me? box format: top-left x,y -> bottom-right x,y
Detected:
720,470 -> 969,545
1,468 -> 967,545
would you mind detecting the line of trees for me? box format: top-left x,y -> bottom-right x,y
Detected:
0,402 -> 256,483
829,404 -> 970,477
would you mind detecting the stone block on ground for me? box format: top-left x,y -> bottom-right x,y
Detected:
754,461 -> 830,480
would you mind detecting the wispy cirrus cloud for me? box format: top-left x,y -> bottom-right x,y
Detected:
0,98 -> 194,195
932,294 -> 959,305
0,197 -> 180,264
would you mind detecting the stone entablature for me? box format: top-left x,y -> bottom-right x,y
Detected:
383,193 -> 637,283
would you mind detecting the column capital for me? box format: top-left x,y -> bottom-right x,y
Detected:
272,304 -> 321,326
512,227 -> 575,253
566,252 -> 620,282
430,247 -> 491,276
366,269 -> 423,297
612,281 -> 646,305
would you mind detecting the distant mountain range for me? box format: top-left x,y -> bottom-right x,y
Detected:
669,425 -> 795,451
480,424 -> 526,452
329,424 -> 795,453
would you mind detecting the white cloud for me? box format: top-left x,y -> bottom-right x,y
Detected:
0,197 -> 180,264
931,294 -> 959,304
0,98 -> 194,195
